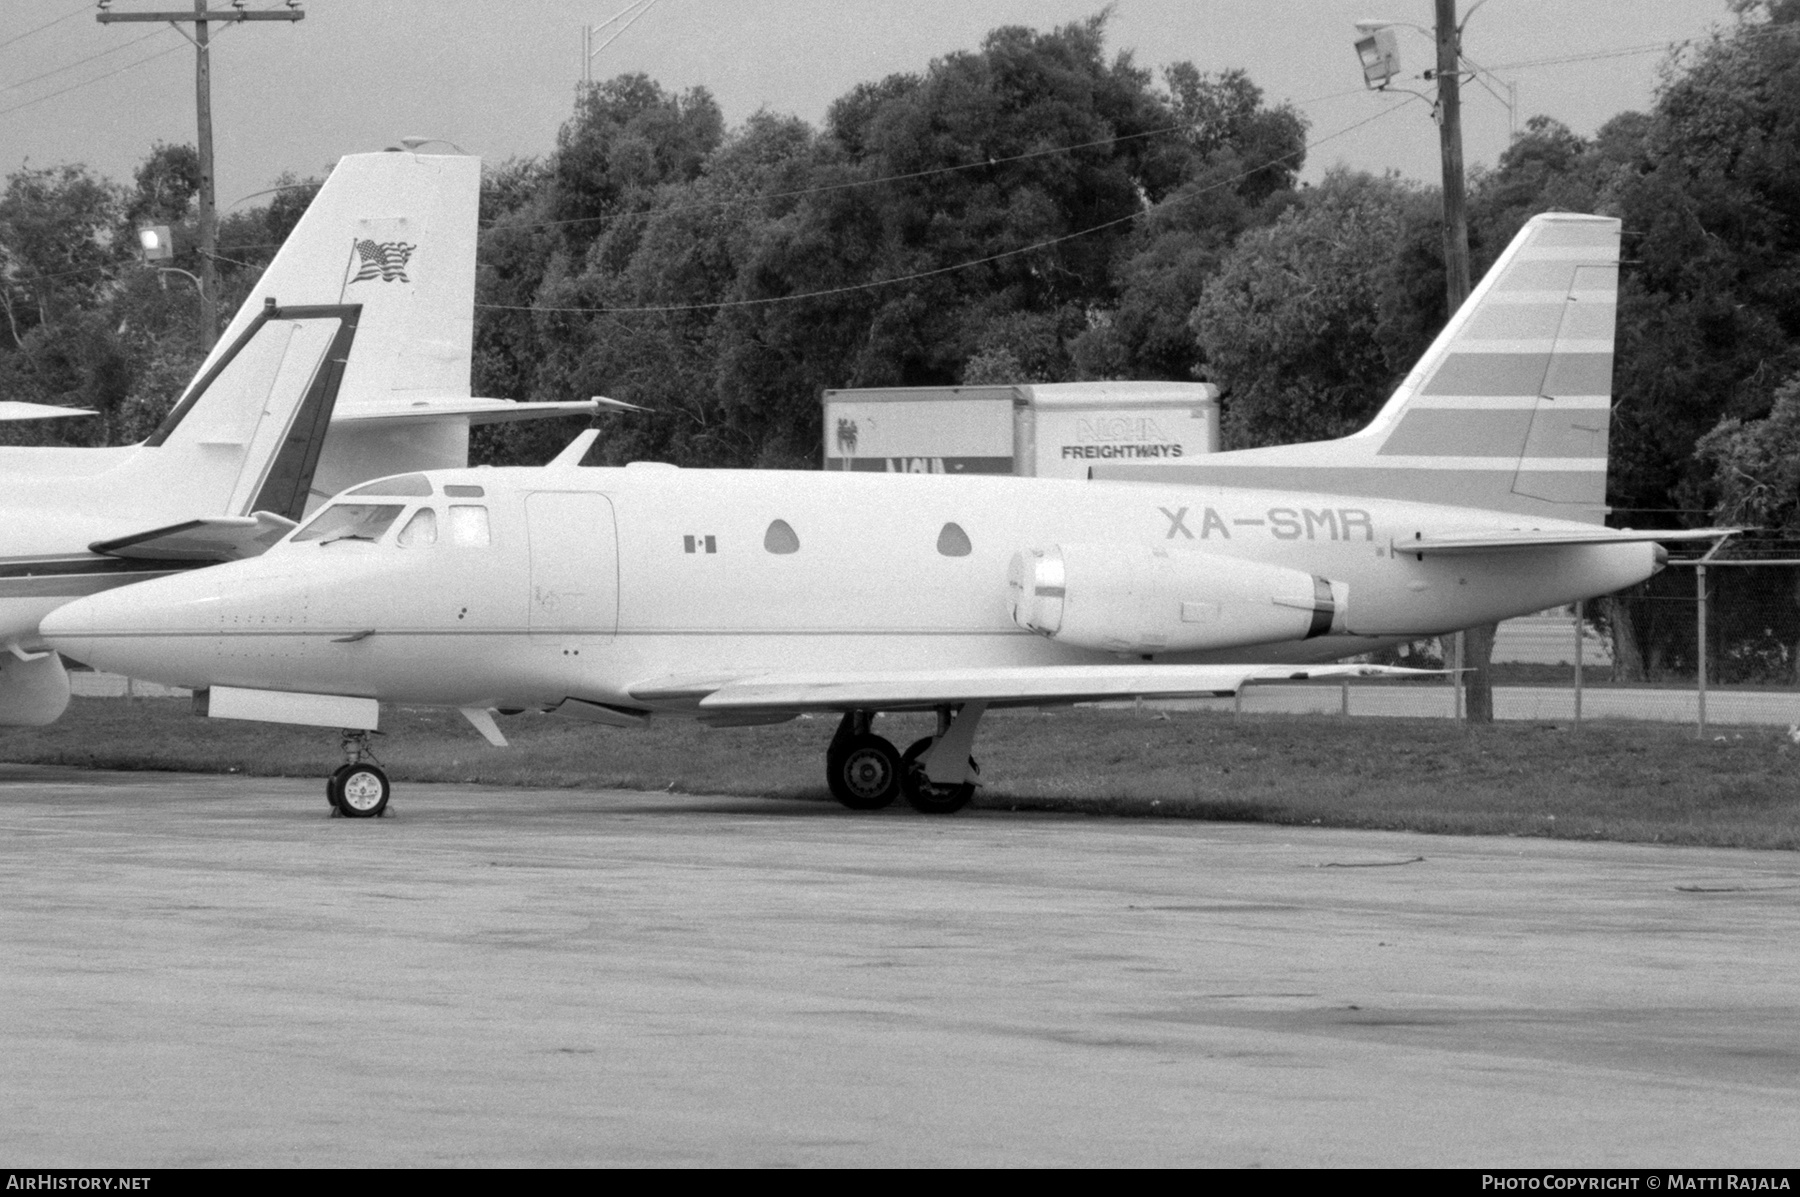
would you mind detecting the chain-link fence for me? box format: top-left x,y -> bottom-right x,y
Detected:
1218,545 -> 1800,731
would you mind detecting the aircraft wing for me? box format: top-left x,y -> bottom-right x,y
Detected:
0,401 -> 95,421
1397,528 -> 1735,555
627,663 -> 1434,715
330,397 -> 599,427
88,511 -> 298,564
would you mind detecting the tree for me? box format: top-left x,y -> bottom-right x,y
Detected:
1190,169 -> 1440,448
0,164 -> 123,349
1695,374 -> 1800,532
1069,65 -> 1307,382
1611,0 -> 1800,524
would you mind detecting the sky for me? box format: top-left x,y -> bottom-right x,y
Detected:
0,0 -> 1747,209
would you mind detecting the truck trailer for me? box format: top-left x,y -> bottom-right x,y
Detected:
822,381 -> 1220,479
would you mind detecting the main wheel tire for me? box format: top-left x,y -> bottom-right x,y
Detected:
900,737 -> 977,814
326,764 -> 352,812
826,733 -> 902,810
336,763 -> 390,818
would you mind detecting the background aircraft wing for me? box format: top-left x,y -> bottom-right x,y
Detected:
634,663 -> 1435,714
1398,528 -> 1735,555
329,397 -> 600,427
88,511 -> 298,564
0,401 -> 95,421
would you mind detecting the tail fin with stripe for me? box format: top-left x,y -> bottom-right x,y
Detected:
1095,212 -> 1619,524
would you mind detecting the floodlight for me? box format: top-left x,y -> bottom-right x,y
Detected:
138,225 -> 174,263
1355,26 -> 1401,89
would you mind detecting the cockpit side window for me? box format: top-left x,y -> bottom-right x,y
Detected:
447,505 -> 490,547
397,507 -> 438,548
292,503 -> 405,544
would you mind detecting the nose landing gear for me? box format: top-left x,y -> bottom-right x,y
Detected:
327,729 -> 390,818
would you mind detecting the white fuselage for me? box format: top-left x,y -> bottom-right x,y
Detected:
0,445 -> 213,647
44,465 -> 1660,712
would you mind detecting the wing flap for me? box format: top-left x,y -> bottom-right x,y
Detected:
1397,528 -> 1735,555
684,663 -> 1434,713
89,511 -> 298,564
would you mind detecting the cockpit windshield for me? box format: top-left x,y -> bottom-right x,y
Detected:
350,474 -> 433,497
292,503 -> 406,544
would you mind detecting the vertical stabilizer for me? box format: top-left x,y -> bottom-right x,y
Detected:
108,152 -> 479,525
1094,213 -> 1621,523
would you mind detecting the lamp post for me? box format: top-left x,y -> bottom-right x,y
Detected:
137,224 -> 206,339
98,1 -> 307,349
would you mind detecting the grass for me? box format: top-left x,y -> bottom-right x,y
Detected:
5,697 -> 1800,850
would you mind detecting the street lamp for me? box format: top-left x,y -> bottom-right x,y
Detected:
137,224 -> 175,262
1354,22 -> 1402,89
136,224 -> 206,334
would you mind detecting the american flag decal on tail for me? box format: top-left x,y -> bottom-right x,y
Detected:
348,239 -> 415,283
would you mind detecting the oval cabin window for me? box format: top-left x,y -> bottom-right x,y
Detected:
937,522 -> 972,557
764,519 -> 800,555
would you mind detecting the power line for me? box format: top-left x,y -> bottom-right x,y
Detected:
1485,16 -> 1800,74
494,119 -> 1231,232
590,0 -> 661,61
1,28 -> 166,94
495,84 -> 1367,236
476,99 -> 1418,318
582,0 -> 664,86
0,0 -> 91,54
1485,42 -> 1675,73
0,32 -> 190,120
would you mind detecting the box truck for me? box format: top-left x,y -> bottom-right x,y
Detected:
822,381 -> 1219,478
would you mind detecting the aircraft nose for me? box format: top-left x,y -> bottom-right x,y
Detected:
40,570 -> 228,684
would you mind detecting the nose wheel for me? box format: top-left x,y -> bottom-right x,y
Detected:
327,730 -> 390,818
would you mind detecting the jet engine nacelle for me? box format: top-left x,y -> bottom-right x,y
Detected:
0,650 -> 71,727
1007,544 -> 1347,655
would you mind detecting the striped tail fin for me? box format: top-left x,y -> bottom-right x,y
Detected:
1095,212 -> 1620,524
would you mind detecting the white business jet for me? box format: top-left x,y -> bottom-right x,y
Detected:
42,213 -> 1727,816
0,150 -> 591,727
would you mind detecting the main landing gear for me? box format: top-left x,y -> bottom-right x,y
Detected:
825,705 -> 986,815
327,729 -> 390,819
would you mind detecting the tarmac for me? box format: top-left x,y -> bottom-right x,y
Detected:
2,763 -> 1797,1168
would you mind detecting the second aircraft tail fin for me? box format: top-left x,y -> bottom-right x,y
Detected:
108,151 -> 480,525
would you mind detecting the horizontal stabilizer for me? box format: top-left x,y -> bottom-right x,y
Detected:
89,511 -> 298,563
1397,527 -> 1736,555
0,401 -> 94,421
644,663 -> 1437,714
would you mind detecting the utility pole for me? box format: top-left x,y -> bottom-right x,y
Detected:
1434,0 -> 1471,313
1432,0 -> 1495,722
97,1 -> 305,348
